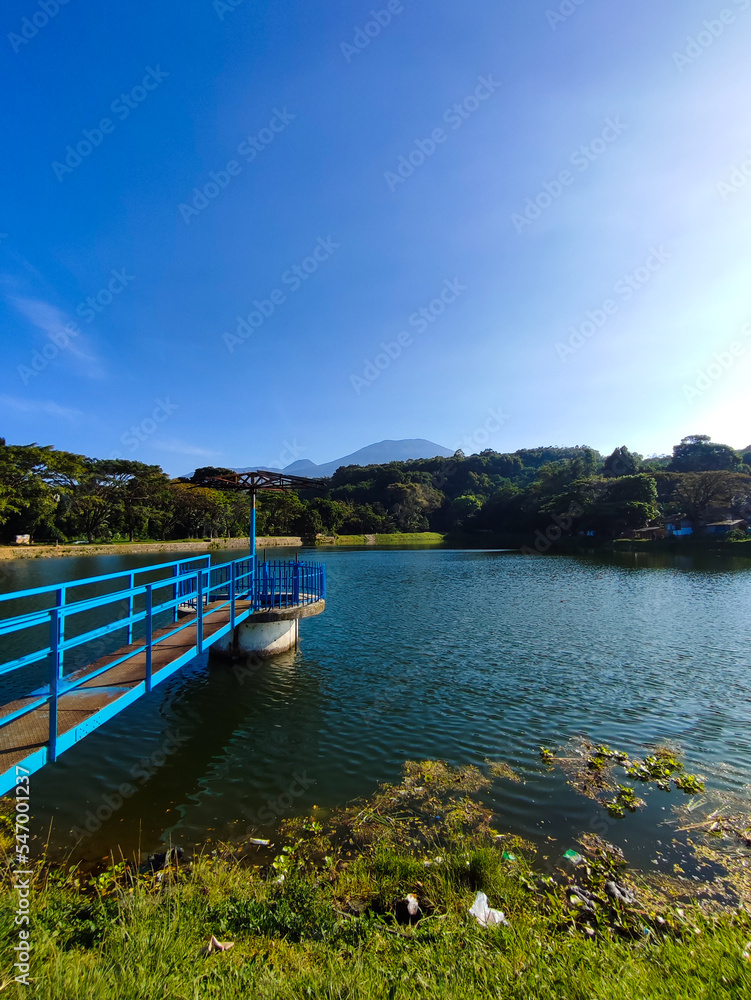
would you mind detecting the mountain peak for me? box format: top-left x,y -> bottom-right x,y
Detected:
234,438 -> 452,478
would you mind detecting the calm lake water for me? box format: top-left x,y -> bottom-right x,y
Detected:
3,545 -> 751,874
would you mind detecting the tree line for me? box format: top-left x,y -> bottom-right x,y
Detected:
1,434 -> 750,545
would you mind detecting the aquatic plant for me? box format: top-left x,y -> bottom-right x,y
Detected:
674,773 -> 705,794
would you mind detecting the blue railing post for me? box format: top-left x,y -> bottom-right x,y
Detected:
55,587 -> 65,679
48,601 -> 62,762
230,560 -> 236,627
145,584 -> 153,693
292,560 -> 300,604
172,564 -> 180,623
197,571 -> 204,653
127,572 -> 135,644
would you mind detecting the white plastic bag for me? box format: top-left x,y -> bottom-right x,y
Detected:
469,890 -> 509,927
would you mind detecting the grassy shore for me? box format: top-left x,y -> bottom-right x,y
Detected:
2,761 -> 749,998
0,537 -> 303,561
315,532 -> 446,546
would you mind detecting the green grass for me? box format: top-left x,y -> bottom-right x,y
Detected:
2,760 -> 749,998
2,846 -> 748,998
374,532 -> 445,545
316,532 -> 446,546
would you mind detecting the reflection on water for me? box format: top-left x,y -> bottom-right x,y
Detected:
2,545 -> 750,871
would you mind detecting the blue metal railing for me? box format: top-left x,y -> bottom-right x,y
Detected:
0,554 -> 325,768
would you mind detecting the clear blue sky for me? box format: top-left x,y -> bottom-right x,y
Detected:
2,0 -> 750,474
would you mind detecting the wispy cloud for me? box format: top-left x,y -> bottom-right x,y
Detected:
10,295 -> 105,379
0,395 -> 84,421
151,438 -> 222,458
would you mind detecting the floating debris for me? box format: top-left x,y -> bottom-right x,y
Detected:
486,760 -> 523,783
539,746 -> 555,765
548,738 -> 705,818
604,881 -> 636,906
605,785 -> 645,818
674,773 -> 705,794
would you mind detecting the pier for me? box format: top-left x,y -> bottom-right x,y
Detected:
0,553 -> 325,794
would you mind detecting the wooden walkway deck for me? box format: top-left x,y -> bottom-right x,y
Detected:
0,598 -> 252,778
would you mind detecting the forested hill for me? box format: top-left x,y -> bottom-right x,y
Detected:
1,436 -> 750,544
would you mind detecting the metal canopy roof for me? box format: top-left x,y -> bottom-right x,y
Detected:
195,470 -> 326,493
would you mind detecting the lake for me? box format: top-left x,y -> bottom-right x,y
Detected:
3,545 -> 750,874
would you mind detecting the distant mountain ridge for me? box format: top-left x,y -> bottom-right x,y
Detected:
235,439 -> 453,479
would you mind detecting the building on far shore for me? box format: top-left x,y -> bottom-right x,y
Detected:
703,519 -> 748,536
665,519 -> 694,537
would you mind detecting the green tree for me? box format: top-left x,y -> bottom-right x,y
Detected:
447,494 -> 483,530
544,474 -> 659,538
0,441 -> 59,540
256,492 -> 307,535
669,471 -> 751,528
668,435 -> 742,473
189,466 -> 235,484
603,446 -> 641,477
384,482 -> 444,531
310,498 -> 351,534
95,460 -> 170,541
